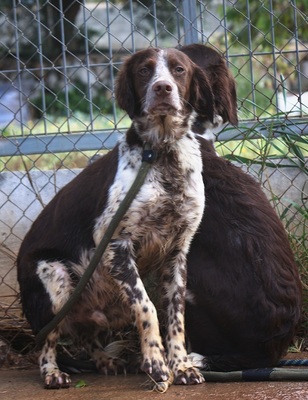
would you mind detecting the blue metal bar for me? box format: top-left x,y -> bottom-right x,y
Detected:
128,0 -> 135,52
58,0 -> 71,131
0,131 -> 121,157
82,0 -> 94,131
106,0 -> 118,127
35,0 -> 48,134
222,0 -> 229,57
12,0 -> 25,134
176,0 -> 182,43
1,118 -> 307,157
246,0 -> 256,116
152,0 -> 158,47
182,0 -> 198,45
268,0 -> 280,116
292,0 -> 303,116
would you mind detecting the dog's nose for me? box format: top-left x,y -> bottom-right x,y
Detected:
152,80 -> 173,96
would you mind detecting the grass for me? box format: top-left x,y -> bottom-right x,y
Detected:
1,111 -> 130,137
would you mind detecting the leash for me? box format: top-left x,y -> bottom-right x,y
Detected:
55,352 -> 308,380
202,367 -> 308,382
35,143 -> 156,347
278,358 -> 308,366
190,352 -> 308,382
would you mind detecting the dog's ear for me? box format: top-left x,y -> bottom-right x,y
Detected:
115,60 -> 136,119
221,71 -> 238,126
208,64 -> 238,126
180,44 -> 238,126
190,66 -> 215,124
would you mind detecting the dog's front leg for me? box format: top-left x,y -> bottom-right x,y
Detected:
108,239 -> 172,386
162,249 -> 204,385
39,328 -> 71,389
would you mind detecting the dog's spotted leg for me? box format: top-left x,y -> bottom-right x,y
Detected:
162,249 -> 204,385
78,330 -> 127,375
37,260 -> 73,313
39,329 -> 71,389
109,239 -> 172,387
36,260 -> 73,388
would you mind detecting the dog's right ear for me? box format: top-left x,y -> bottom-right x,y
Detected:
189,66 -> 215,124
180,44 -> 238,126
115,59 -> 136,119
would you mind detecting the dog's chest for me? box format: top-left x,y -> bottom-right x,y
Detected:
94,134 -> 205,258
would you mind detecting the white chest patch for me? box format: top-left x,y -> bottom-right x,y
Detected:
93,133 -> 205,263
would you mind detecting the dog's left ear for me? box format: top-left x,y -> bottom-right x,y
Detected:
189,67 -> 215,124
115,60 -> 136,119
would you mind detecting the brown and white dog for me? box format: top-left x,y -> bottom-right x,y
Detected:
17,44 -> 302,391
180,47 -> 301,372
17,46 -> 213,389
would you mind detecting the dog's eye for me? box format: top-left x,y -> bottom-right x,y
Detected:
139,67 -> 150,77
174,66 -> 185,75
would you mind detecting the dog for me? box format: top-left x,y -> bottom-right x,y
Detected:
180,44 -> 302,371
17,46 -> 214,389
186,137 -> 302,371
17,44 -> 302,390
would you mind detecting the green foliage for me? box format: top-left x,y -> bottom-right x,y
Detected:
212,2 -> 308,119
75,379 -> 87,388
32,81 -> 113,117
222,1 -> 308,48
124,0 -> 178,39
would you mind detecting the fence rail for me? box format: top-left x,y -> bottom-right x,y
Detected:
1,117 -> 308,157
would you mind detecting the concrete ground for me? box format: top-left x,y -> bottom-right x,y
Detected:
1,364 -> 308,400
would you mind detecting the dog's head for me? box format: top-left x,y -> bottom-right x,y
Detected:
115,47 -> 215,127
179,44 -> 238,133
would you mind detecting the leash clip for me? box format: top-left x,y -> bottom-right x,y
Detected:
142,145 -> 157,164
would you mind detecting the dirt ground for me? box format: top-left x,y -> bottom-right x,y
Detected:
1,362 -> 308,400
1,344 -> 308,399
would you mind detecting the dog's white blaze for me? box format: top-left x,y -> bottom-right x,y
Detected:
152,50 -> 173,83
144,49 -> 182,114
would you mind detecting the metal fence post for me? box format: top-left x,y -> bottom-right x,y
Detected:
182,0 -> 199,45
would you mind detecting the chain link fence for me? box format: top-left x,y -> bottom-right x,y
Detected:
0,0 -> 307,359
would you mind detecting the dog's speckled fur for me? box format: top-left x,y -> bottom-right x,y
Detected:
17,44 -> 302,391
17,47 -> 213,389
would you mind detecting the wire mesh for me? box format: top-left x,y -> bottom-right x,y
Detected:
0,0 -> 307,357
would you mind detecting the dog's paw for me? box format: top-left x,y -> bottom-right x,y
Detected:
141,361 -> 173,393
141,357 -> 171,383
188,352 -> 209,370
174,367 -> 204,385
44,371 -> 71,389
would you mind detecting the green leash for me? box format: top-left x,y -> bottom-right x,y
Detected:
202,368 -> 308,381
35,143 -> 156,347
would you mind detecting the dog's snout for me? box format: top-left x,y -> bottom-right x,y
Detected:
153,80 -> 173,96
